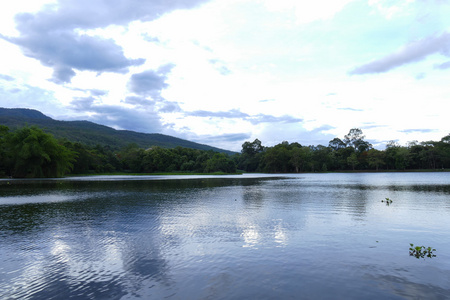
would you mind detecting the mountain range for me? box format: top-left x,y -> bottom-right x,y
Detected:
0,108 -> 235,154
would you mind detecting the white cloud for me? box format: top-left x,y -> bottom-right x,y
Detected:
368,0 -> 415,19
262,0 -> 354,23
0,0 -> 449,151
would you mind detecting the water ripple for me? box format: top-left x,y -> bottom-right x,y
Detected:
1,173 -> 450,299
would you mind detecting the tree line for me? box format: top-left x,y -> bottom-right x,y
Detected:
1,125 -> 449,178
0,125 -> 237,178
236,128 -> 450,173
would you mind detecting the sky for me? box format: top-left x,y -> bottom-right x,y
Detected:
1,0 -> 449,152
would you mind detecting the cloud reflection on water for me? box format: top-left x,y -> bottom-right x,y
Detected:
1,174 -> 450,299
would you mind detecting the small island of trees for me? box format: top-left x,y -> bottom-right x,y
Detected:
1,125 -> 449,178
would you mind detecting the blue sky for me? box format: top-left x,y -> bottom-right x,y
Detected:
1,0 -> 449,151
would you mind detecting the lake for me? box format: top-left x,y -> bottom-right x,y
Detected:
1,172 -> 450,299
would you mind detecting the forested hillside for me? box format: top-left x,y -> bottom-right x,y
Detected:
0,108 -> 234,154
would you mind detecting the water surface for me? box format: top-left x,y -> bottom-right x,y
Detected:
1,172 -> 449,299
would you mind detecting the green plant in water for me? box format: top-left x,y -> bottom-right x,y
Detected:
381,197 -> 393,205
409,244 -> 436,259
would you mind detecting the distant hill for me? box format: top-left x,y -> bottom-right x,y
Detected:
0,108 -> 236,154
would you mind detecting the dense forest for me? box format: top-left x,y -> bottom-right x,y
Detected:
236,128 -> 450,173
1,125 -> 449,178
0,125 -> 237,178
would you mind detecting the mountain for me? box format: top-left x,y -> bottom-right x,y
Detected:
0,108 -> 236,154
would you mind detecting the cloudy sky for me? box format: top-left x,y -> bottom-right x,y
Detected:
1,0 -> 449,151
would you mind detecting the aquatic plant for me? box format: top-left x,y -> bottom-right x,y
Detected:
381,198 -> 393,205
409,244 -> 436,259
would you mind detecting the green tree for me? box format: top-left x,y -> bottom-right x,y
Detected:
395,147 -> 411,170
441,134 -> 450,144
343,128 -> 372,152
435,135 -> 450,169
0,125 -> 10,175
205,153 -> 236,173
347,153 -> 358,170
290,145 -> 310,173
328,138 -> 346,151
367,149 -> 385,171
238,139 -> 264,172
141,146 -> 172,172
331,147 -> 354,170
262,143 -> 291,173
384,140 -> 400,170
64,142 -> 93,174
408,141 -> 425,169
241,139 -> 263,156
311,145 -> 332,172
5,126 -> 75,178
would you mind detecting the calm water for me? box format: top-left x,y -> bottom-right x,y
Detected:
1,172 -> 450,299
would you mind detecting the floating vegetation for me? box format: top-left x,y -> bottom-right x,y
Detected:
381,198 -> 393,205
409,244 -> 436,259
